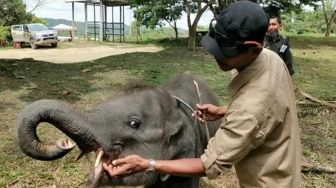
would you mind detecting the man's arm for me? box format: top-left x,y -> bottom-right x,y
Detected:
103,155 -> 206,177
194,104 -> 226,122
155,158 -> 206,176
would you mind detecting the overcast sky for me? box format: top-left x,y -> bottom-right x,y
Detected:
32,0 -> 214,30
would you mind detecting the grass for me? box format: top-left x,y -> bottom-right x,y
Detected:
0,35 -> 335,187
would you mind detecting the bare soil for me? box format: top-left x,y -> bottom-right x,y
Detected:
0,42 -> 163,64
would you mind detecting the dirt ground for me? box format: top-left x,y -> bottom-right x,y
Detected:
0,42 -> 163,64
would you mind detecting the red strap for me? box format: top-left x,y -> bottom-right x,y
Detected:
243,41 -> 262,47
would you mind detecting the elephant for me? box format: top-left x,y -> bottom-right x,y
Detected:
17,73 -> 222,188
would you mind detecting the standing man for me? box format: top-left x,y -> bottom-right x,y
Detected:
102,1 -> 301,187
265,15 -> 295,75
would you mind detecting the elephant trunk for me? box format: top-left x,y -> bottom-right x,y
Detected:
17,99 -> 97,161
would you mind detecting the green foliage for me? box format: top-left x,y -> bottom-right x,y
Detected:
127,26 -> 187,42
257,0 -> 320,15
322,0 -> 336,10
197,25 -> 208,31
130,21 -> 138,36
214,0 -> 320,16
132,0 -> 183,29
0,26 -> 10,42
0,0 -> 32,26
31,16 -> 48,25
282,10 -> 326,34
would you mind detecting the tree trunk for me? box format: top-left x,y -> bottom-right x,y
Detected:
167,21 -> 179,40
174,26 -> 179,40
321,0 -> 336,37
325,10 -> 336,37
325,24 -> 331,36
186,1 -> 209,50
188,26 -> 197,50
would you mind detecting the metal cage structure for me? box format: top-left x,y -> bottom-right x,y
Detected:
66,0 -> 129,42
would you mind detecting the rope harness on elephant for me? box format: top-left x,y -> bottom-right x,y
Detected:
172,95 -> 211,157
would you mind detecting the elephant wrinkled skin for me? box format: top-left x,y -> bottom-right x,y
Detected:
17,73 -> 222,188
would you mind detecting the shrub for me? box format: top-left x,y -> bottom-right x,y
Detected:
0,26 -> 10,46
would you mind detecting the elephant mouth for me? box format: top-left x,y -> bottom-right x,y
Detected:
91,149 -> 121,186
90,149 -> 157,187
86,139 -> 125,187
71,138 -> 155,187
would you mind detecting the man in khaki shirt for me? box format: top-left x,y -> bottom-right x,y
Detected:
200,47 -> 301,187
102,1 -> 301,187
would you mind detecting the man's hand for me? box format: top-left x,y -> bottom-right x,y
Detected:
193,104 -> 226,122
103,155 -> 150,177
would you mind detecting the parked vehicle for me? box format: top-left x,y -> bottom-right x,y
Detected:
11,23 -> 58,49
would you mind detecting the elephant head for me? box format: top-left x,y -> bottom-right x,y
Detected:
17,73 -> 221,188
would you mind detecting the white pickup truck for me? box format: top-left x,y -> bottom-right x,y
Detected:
11,23 -> 58,49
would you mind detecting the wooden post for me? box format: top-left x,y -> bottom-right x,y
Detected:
94,4 -> 96,41
84,2 -> 88,40
112,6 -> 114,42
119,6 -> 122,42
72,2 -> 75,41
104,2 -> 107,41
123,5 -> 125,42
99,0 -> 103,42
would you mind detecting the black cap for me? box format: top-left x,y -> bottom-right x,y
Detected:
201,1 -> 268,59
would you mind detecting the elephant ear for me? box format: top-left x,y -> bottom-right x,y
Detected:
156,89 -> 186,158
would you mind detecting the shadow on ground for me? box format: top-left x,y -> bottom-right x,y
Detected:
0,46 -> 227,110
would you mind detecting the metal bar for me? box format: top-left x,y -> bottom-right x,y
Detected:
99,0 -> 103,41
104,2 -> 107,41
112,6 -> 114,42
123,5 -> 125,42
120,5 -> 122,42
94,4 -> 96,41
84,2 -> 88,40
72,2 -> 75,41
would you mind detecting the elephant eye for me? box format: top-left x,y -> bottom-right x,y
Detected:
127,118 -> 141,129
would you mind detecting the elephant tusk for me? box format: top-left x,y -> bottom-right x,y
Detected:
94,150 -> 104,168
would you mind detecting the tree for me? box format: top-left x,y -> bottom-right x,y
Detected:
0,0 -> 32,26
23,0 -> 49,13
321,0 -> 336,36
130,0 -> 215,49
183,0 -> 215,49
133,0 -> 184,40
283,11 -> 325,34
210,0 -> 320,17
131,0 -> 325,49
32,15 -> 48,25
209,0 -> 236,18
258,0 -> 318,14
0,26 -> 10,46
184,0 -> 320,49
